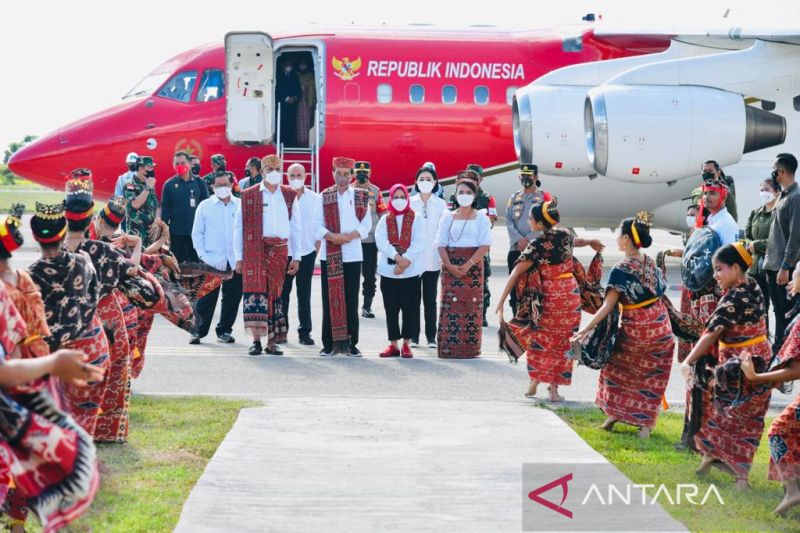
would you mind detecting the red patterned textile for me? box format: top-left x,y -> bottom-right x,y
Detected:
596,300 -> 675,429
695,322 -> 771,478
61,315 -> 110,435
93,291 -> 131,442
511,263 -> 581,385
438,247 -> 484,358
768,319 -> 800,481
242,237 -> 289,343
386,210 -> 415,252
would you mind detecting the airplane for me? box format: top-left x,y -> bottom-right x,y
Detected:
7,19 -> 799,232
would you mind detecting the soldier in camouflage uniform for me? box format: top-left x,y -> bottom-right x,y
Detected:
203,154 -> 242,198
448,164 -> 497,326
123,155 -> 160,247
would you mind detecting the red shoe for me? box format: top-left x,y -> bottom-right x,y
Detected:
401,343 -> 414,358
379,345 -> 400,358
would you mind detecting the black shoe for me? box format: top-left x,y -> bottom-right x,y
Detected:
348,346 -> 363,357
319,347 -> 334,357
266,345 -> 284,356
299,335 -> 315,346
189,335 -> 201,345
362,307 -> 375,318
217,333 -> 235,344
248,341 -> 262,356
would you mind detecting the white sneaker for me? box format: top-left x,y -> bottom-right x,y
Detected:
427,340 -> 437,348
410,339 -> 420,348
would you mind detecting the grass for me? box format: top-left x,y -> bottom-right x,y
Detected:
554,406 -> 800,532
57,395 -> 257,533
0,179 -> 107,214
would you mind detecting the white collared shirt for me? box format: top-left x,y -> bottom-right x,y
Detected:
375,212 -> 425,278
410,193 -> 447,271
233,183 -> 303,262
314,186 -> 372,262
295,188 -> 321,257
707,208 -> 740,246
191,195 -> 240,271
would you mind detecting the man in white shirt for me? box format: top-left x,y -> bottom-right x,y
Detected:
234,155 -> 302,356
190,172 -> 242,345
702,177 -> 740,246
280,163 -> 320,346
314,157 -> 372,356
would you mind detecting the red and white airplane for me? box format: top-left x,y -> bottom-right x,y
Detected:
8,19 -> 799,231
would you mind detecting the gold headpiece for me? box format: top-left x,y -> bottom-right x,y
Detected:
635,211 -> 654,227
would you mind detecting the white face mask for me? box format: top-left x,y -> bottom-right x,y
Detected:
456,194 -> 474,207
686,215 -> 696,229
266,171 -> 283,186
215,186 -> 231,199
289,179 -> 305,190
417,180 -> 434,194
391,199 -> 408,212
760,190 -> 776,205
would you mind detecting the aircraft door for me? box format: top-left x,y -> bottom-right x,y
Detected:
225,32 -> 274,144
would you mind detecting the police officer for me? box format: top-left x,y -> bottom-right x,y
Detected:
352,160 -> 387,318
123,155 -> 160,246
114,152 -> 139,197
505,164 -> 552,315
161,151 -> 209,263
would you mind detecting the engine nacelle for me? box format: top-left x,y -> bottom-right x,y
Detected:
513,84 -> 595,176
585,85 -> 786,183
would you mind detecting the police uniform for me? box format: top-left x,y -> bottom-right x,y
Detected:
505,164 -> 550,315
123,156 -> 160,247
353,161 -> 387,317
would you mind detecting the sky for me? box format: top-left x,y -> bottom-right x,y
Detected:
1,0 -> 797,153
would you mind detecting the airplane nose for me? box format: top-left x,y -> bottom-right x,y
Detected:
6,131 -> 66,189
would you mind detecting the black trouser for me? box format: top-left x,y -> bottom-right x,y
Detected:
767,269 -> 800,350
171,234 -> 199,263
361,241 -> 378,306
507,250 -> 522,316
752,271 -> 771,331
321,261 -> 361,350
417,270 -> 440,343
380,276 -> 421,341
280,251 -> 316,336
193,272 -> 242,338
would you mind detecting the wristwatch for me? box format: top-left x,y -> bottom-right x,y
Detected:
782,262 -> 792,271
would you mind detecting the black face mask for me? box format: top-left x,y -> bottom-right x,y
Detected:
771,169 -> 780,181
520,176 -> 534,188
701,171 -> 716,181
355,173 -> 369,184
191,164 -> 201,175
145,169 -> 155,178
128,163 -> 137,172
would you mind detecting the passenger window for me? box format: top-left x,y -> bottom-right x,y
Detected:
442,85 -> 457,105
196,69 -> 225,102
506,86 -> 518,106
377,83 -> 392,104
410,84 -> 425,104
157,70 -> 198,102
474,86 -> 489,105
562,36 -> 583,52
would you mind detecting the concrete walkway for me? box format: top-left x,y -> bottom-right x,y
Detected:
174,398 -> 687,532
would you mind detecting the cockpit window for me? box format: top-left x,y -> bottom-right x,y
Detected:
157,70 -> 198,102
123,72 -> 171,100
196,69 -> 225,102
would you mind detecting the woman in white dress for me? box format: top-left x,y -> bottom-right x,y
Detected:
375,184 -> 425,358
409,167 -> 448,348
434,179 -> 492,358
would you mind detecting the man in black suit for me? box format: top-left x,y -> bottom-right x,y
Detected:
276,58 -> 302,147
